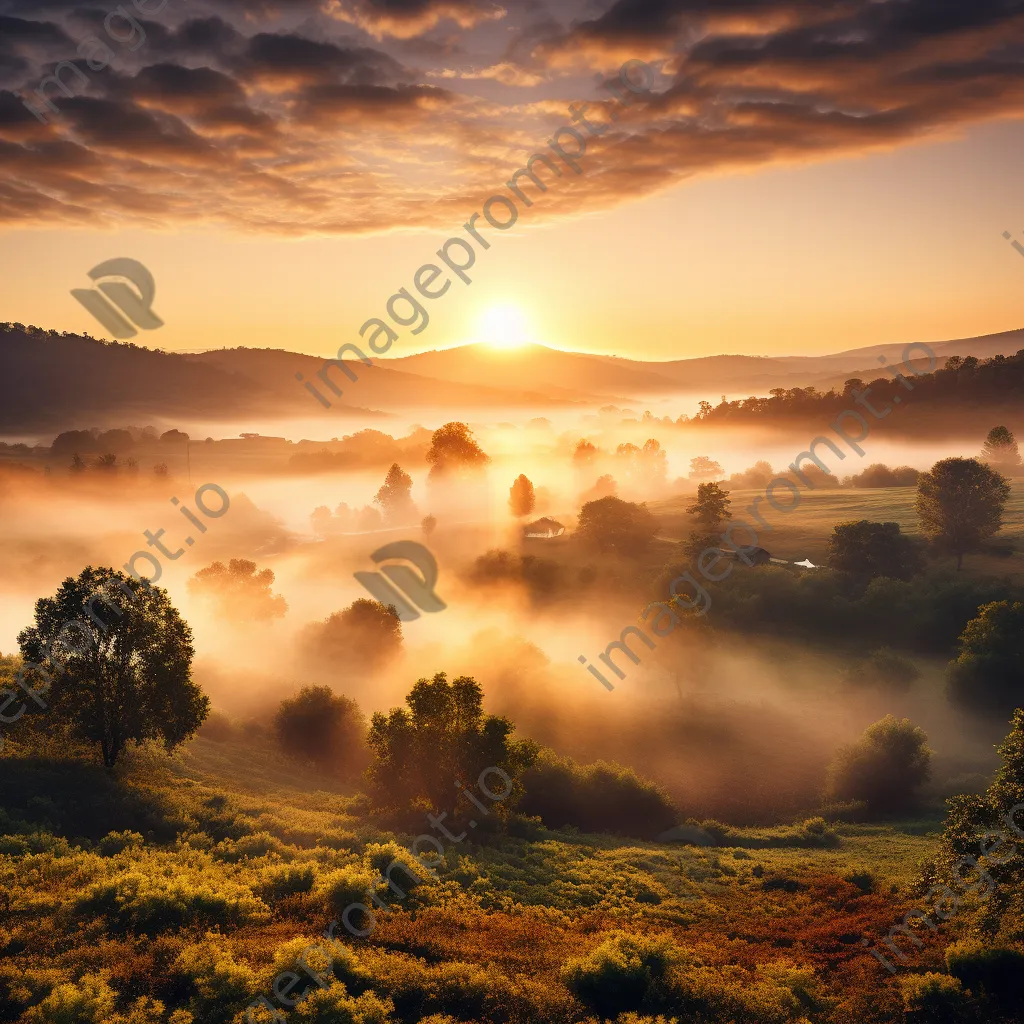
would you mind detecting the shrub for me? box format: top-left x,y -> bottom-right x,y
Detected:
290,983 -> 395,1024
519,751 -> 677,838
825,716 -> 932,814
274,687 -> 368,777
259,863 -> 316,900
98,831 -> 144,857
843,647 -> 920,691
897,972 -> 971,1023
945,940 -> 1024,1011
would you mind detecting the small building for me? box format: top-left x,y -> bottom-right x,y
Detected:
524,517 -> 565,539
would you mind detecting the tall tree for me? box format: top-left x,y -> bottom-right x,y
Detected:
508,474 -> 536,518
17,567 -> 206,767
686,482 -> 732,531
981,425 -> 1022,472
915,457 -> 1010,570
374,463 -> 417,524
426,422 -> 490,481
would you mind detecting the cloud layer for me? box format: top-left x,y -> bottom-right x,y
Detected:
1,0 -> 1022,235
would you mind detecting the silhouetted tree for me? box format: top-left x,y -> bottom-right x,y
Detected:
302,599 -> 402,674
426,422 -> 490,481
825,715 -> 932,814
509,474 -> 536,518
421,514 -> 437,537
981,425 -> 1022,473
69,454 -> 85,474
916,457 -> 1010,570
688,455 -> 723,480
187,559 -> 287,622
573,439 -> 599,464
153,462 -> 169,478
17,567 -> 206,767
274,686 -> 367,777
826,520 -> 923,580
687,482 -> 732,531
374,463 -> 417,524
947,600 -> 1024,717
576,496 -> 658,554
366,672 -> 536,817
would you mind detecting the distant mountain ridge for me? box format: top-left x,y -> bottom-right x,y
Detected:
2,321 -> 1021,433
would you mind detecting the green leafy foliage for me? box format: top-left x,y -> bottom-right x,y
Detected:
826,520 -> 923,580
825,716 -> 932,814
947,601 -> 1024,717
17,567 -> 207,767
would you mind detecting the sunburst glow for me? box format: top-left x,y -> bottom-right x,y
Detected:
479,305 -> 530,350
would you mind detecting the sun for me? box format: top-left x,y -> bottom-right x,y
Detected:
479,305 -> 530,350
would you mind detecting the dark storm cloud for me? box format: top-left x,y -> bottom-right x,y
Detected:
0,0 -> 1022,233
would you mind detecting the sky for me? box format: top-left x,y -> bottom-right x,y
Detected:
2,0 -> 1024,360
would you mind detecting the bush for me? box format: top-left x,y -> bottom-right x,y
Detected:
843,647 -> 920,691
259,863 -> 316,900
945,940 -> 1024,1011
947,600 -> 1024,718
274,687 -> 367,777
825,716 -> 932,814
98,831 -> 144,857
848,463 -> 920,488
300,600 -> 403,675
897,972 -> 971,1023
826,520 -> 923,580
519,751 -> 677,838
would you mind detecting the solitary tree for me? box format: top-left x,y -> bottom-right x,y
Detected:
366,672 -> 536,817
573,440 -> 599,465
509,474 -> 536,518
187,559 -> 287,622
374,463 -> 417,524
688,456 -> 723,481
274,686 -> 367,777
421,514 -> 437,537
916,458 -> 1010,569
426,422 -> 490,481
69,454 -> 85,474
17,567 -> 207,767
301,599 -> 402,674
981,426 -> 1022,473
686,482 -> 732,531
826,520 -> 923,580
576,496 -> 658,555
947,600 -> 1024,717
825,715 -> 932,814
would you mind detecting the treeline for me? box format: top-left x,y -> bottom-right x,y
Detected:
686,350 -> 1024,424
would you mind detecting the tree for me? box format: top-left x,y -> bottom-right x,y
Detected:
187,559 -> 287,622
17,567 -> 207,767
421,514 -> 437,537
373,463 -> 417,524
366,672 -> 536,817
981,425 -> 1022,473
688,456 -> 723,480
94,453 -> 118,472
825,715 -> 932,814
573,440 -> 599,464
426,422 -> 490,481
153,462 -> 169,478
825,520 -> 923,580
575,496 -> 658,554
947,600 -> 1024,717
686,482 -> 731,531
916,457 -> 1010,570
274,686 -> 367,777
301,599 -> 402,674
508,474 -> 536,518
69,454 -> 85,474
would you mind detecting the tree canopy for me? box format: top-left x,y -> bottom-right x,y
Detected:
686,482 -> 732,531
301,599 -> 403,674
915,457 -> 1010,569
947,600 -> 1024,717
187,559 -> 287,621
981,425 -> 1022,472
576,496 -> 658,555
825,520 -> 923,580
366,672 -> 536,817
825,715 -> 932,814
17,567 -> 206,767
508,474 -> 536,518
374,463 -> 418,525
274,685 -> 367,777
426,422 -> 490,481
